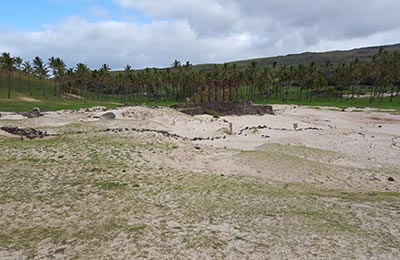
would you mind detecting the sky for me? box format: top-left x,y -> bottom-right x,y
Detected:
1,0 -> 400,70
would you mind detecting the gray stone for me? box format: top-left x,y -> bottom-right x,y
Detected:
100,112 -> 116,120
30,107 -> 42,118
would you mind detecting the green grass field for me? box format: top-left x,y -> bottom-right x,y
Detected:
1,77 -> 399,113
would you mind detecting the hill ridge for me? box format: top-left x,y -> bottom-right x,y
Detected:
193,42 -> 400,70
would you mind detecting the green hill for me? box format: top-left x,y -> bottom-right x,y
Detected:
194,43 -> 400,70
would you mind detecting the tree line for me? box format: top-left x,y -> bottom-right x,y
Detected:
1,47 -> 399,104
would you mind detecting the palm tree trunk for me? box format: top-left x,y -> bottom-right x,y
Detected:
58,78 -> 63,99
18,74 -> 21,93
299,87 -> 303,101
7,73 -> 11,99
390,85 -> 394,102
369,85 -> 374,103
29,77 -> 32,96
41,79 -> 46,97
53,79 -> 57,96
340,88 -> 344,102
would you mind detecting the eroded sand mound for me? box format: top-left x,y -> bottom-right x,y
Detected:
173,101 -> 274,116
0,105 -> 399,259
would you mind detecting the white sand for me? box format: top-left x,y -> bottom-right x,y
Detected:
1,104 -> 400,259
1,105 -> 399,192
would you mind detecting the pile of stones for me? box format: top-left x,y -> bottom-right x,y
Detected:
1,126 -> 50,139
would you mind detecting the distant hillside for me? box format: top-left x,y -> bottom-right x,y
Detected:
194,43 -> 400,70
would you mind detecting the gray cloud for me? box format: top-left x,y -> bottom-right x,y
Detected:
1,0 -> 400,69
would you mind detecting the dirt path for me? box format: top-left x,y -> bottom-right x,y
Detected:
18,96 -> 42,102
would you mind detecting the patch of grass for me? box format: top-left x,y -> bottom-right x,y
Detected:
97,181 -> 128,190
127,224 -> 146,233
0,96 -> 123,112
205,109 -> 221,118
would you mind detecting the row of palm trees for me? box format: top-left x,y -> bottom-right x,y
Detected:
1,48 -> 399,103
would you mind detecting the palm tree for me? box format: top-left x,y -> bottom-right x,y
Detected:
246,61 -> 259,101
0,52 -> 17,99
55,58 -> 66,99
22,61 -> 34,96
171,60 -> 183,100
172,59 -> 181,68
124,65 -> 133,101
33,56 -> 48,96
75,63 -> 90,101
99,64 -> 111,99
14,57 -> 23,92
333,64 -> 348,102
48,57 -> 58,96
392,51 -> 400,99
368,48 -> 391,102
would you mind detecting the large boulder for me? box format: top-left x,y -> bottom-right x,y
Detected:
100,112 -> 116,120
30,107 -> 42,118
19,107 -> 43,118
173,101 -> 274,116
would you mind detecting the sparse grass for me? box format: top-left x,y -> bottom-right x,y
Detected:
127,224 -> 146,233
0,128 -> 399,259
97,181 -> 129,190
205,109 -> 221,118
0,95 -> 123,112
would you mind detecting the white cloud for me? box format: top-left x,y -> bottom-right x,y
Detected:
0,16 -> 257,69
1,0 -> 400,69
89,6 -> 110,20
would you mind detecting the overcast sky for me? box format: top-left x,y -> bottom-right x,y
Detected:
1,0 -> 400,70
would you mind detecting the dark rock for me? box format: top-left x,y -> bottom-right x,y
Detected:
100,112 -> 116,120
388,177 -> 395,182
173,101 -> 274,116
18,107 -> 43,118
1,126 -> 53,139
30,107 -> 42,118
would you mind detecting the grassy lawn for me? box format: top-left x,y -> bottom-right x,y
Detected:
0,90 -> 181,112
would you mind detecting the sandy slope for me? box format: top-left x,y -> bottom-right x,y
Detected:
1,104 -> 399,191
0,105 -> 399,259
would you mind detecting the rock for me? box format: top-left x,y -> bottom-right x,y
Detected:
388,177 -> 395,182
0,126 -> 51,139
18,107 -> 43,118
30,107 -> 42,117
79,106 -> 107,113
173,101 -> 274,116
100,112 -> 116,120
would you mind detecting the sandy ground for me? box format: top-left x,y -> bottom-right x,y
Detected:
18,97 -> 42,102
0,105 -> 399,259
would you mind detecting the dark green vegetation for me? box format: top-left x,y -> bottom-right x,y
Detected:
197,43 -> 400,69
1,43 -> 400,112
0,129 -> 399,259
